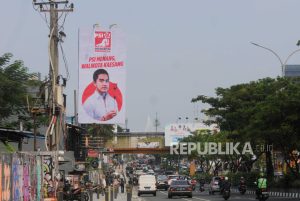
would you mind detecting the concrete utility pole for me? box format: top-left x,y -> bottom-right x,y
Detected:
33,0 -> 73,151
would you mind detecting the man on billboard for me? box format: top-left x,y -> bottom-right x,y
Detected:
83,68 -> 117,121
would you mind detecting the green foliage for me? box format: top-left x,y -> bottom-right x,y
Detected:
0,53 -> 46,130
0,53 -> 30,118
1,140 -> 16,153
226,171 -> 259,187
192,77 -> 300,178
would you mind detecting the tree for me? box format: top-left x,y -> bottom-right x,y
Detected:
192,77 -> 300,179
0,53 -> 43,129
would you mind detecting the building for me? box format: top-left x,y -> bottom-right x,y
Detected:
284,65 -> 300,77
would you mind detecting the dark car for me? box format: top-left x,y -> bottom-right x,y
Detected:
168,180 -> 193,199
156,175 -> 169,190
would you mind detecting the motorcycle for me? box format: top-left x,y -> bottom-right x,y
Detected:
222,189 -> 230,200
199,183 -> 205,192
238,184 -> 246,195
63,182 -> 90,201
257,188 -> 269,201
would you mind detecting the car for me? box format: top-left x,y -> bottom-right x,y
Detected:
168,180 -> 193,198
209,176 -> 221,194
138,175 -> 157,196
165,170 -> 175,175
156,175 -> 169,190
147,169 -> 155,175
167,175 -> 181,186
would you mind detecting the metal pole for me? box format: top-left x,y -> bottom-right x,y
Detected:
110,186 -> 113,201
105,186 -> 109,201
74,90 -> 78,125
33,112 -> 37,151
49,2 -> 60,151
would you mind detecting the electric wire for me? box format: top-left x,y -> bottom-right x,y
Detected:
59,42 -> 70,81
32,2 -> 50,28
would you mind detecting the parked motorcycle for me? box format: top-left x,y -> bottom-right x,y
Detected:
63,182 -> 90,201
222,189 -> 230,200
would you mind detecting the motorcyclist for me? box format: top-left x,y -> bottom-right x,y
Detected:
219,176 -> 225,194
240,177 -> 245,185
222,177 -> 231,191
256,173 -> 267,199
199,177 -> 205,191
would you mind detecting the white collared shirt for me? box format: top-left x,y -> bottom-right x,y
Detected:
83,91 -> 117,120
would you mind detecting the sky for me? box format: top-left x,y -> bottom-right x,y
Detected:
1,0 -> 300,132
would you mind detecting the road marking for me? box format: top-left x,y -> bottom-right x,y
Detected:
183,199 -> 193,201
159,190 -> 211,201
193,197 -> 211,201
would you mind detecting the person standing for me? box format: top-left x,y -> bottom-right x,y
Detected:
120,178 -> 125,193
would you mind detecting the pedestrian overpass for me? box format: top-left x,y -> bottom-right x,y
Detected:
84,131 -> 169,154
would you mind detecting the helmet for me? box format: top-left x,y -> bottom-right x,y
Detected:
225,177 -> 229,181
240,176 -> 244,179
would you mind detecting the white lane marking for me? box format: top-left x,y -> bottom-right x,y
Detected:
183,198 -> 193,201
193,197 -> 211,201
160,190 -> 211,201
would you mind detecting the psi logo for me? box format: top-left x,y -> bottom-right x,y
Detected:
94,31 -> 111,52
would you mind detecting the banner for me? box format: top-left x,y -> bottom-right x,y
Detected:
78,25 -> 126,124
164,122 -> 219,146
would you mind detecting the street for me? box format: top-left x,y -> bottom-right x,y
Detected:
138,190 -> 299,201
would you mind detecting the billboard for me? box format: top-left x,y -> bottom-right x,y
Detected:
164,122 -> 219,146
137,142 -> 160,148
78,25 -> 126,124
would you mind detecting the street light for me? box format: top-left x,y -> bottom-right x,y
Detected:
250,42 -> 300,76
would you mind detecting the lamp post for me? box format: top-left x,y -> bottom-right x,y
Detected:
250,42 -> 300,77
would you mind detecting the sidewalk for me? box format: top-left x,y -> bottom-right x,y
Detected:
91,164 -> 143,201
91,187 -> 143,201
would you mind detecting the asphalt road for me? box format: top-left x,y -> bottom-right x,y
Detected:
138,190 -> 300,201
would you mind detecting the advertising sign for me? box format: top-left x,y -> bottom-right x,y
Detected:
164,122 -> 219,146
137,142 -> 160,148
78,25 -> 126,124
164,123 -> 193,146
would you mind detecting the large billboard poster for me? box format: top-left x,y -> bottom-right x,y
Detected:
165,123 -> 193,146
78,25 -> 126,124
164,123 -> 219,146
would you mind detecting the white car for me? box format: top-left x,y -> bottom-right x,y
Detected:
138,175 -> 157,196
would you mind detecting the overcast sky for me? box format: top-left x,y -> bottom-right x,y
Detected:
1,0 -> 300,132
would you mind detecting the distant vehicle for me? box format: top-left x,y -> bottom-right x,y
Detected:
195,168 -> 203,174
165,170 -> 174,175
156,175 -> 169,190
138,175 -> 157,196
135,170 -> 144,177
167,175 -> 180,185
168,180 -> 193,199
222,188 -> 230,200
154,166 -> 161,172
209,176 -> 221,195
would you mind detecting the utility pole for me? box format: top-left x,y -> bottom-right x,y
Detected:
154,112 -> 160,133
33,0 -> 73,151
